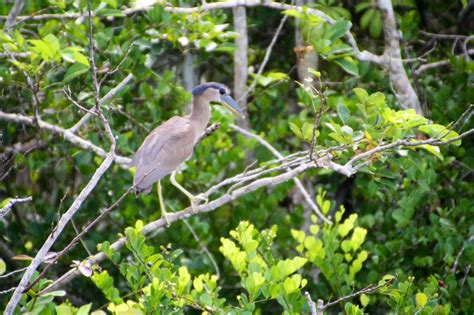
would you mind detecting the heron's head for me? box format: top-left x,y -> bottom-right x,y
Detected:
192,82 -> 244,117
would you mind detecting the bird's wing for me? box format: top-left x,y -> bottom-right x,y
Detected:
132,116 -> 196,193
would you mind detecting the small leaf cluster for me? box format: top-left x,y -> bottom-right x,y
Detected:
220,221 -> 308,314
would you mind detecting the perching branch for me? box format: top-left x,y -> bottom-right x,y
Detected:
229,124 -> 331,224
39,124 -> 474,294
40,157 -> 319,294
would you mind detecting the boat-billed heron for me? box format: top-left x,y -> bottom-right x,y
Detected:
131,82 -> 243,223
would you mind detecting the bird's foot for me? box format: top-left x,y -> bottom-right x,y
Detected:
190,193 -> 208,213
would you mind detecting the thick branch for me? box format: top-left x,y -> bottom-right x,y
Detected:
378,0 -> 422,115
39,124 -> 474,293
41,159 -> 317,293
4,154 -> 115,314
0,111 -> 130,166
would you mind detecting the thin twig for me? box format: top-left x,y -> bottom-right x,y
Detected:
0,267 -> 27,279
182,219 -> 221,278
322,276 -> 396,310
0,287 -> 17,296
305,292 -> 317,315
240,9 -> 289,102
230,124 -> 331,224
0,196 -> 33,219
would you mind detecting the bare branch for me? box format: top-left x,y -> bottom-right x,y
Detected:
230,124 -> 331,224
419,31 -> 471,40
0,196 -> 32,219
0,267 -> 27,279
243,8 -> 289,101
0,110 -> 131,166
344,128 -> 474,174
4,0 -> 24,32
4,154 -> 115,314
305,291 -> 317,315
69,73 -> 134,134
378,0 -> 423,115
0,287 -> 17,296
233,6 -> 248,108
414,49 -> 474,76
321,276 -> 395,311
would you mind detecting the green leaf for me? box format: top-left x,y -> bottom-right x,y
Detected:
0,258 -> 5,275
416,292 -> 428,308
55,304 -> 74,315
337,103 -> 350,123
199,293 -> 213,306
353,88 -> 368,103
360,9 -> 375,30
289,122 -> 303,139
64,63 -> 90,82
43,34 -> 60,52
418,124 -> 461,145
334,56 -> 359,76
42,290 -> 67,297
327,20 -> 352,41
282,9 -> 305,19
77,304 -> 92,315
302,122 -> 316,141
283,277 -> 298,294
417,144 -> 443,160
360,294 -> 370,307
369,11 -> 382,38
100,9 -> 126,17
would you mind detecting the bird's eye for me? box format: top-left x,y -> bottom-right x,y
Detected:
219,88 -> 226,95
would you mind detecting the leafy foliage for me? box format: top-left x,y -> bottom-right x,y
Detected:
0,0 -> 472,314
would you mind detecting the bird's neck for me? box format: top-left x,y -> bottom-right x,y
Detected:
190,97 -> 211,136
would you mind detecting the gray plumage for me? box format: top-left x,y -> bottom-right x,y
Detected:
131,82 -> 242,194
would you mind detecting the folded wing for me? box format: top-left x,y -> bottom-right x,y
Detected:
131,116 -> 196,194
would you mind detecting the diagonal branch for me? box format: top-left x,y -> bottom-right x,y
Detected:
0,110 -> 131,166
230,124 -> 331,224
0,196 -> 32,219
41,159 -> 318,294
4,153 -> 115,314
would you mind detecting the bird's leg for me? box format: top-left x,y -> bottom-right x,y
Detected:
157,180 -> 170,226
170,171 -> 208,213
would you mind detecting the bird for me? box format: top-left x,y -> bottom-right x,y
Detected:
130,82 -> 243,224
